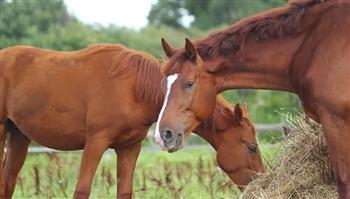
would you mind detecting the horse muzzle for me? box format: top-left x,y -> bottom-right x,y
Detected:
159,128 -> 184,152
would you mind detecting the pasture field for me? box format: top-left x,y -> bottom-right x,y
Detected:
12,144 -> 278,199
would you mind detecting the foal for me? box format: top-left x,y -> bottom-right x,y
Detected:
0,44 -> 263,198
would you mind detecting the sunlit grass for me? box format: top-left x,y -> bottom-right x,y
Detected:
12,144 -> 278,199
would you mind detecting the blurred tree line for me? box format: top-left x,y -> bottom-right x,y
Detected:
0,0 -> 300,123
148,0 -> 286,29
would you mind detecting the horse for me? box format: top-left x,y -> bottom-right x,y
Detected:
0,44 -> 263,199
156,0 -> 350,197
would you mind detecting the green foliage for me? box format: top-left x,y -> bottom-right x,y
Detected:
185,0 -> 236,29
19,19 -> 97,51
222,90 -> 301,123
147,0 -> 286,30
258,131 -> 284,144
0,0 -> 69,48
233,0 -> 285,21
148,0 -> 185,28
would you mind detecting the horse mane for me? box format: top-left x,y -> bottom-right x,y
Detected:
215,95 -> 233,113
106,44 -> 163,109
170,0 -> 329,64
214,96 -> 249,118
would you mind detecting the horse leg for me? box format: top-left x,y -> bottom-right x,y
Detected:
3,124 -> 30,199
116,143 -> 141,199
73,138 -> 110,199
320,110 -> 350,198
0,122 -> 5,198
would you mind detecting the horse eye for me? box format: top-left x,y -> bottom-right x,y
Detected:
246,143 -> 257,154
184,80 -> 194,89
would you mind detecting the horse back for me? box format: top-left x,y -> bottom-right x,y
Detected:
1,45 -> 119,126
0,44 -> 127,91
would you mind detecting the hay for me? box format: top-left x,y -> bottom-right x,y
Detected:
242,114 -> 337,199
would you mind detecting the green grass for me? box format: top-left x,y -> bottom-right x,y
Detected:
257,131 -> 284,144
12,144 -> 279,199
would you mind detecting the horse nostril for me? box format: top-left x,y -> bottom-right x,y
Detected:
162,129 -> 174,142
165,130 -> 172,140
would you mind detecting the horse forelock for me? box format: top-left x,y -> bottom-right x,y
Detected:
161,52 -> 188,77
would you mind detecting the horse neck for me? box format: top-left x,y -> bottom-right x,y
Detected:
212,34 -> 306,93
207,1 -> 330,93
193,120 -> 219,151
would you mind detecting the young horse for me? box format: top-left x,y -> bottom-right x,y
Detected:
0,44 -> 263,198
156,0 -> 350,197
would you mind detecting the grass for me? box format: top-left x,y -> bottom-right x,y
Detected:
12,143 -> 278,199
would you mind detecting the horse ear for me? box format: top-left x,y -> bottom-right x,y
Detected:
185,38 -> 198,61
161,38 -> 176,58
233,103 -> 244,125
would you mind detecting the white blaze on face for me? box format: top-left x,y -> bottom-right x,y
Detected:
154,74 -> 179,148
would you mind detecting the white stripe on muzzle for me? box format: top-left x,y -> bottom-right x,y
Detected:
154,74 -> 179,149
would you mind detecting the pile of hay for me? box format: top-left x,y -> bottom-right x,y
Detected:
242,114 -> 337,199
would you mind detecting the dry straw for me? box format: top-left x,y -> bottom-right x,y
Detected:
242,113 -> 337,199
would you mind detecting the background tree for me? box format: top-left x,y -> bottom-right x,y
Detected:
147,0 -> 286,30
184,0 -> 236,29
0,0 -> 69,48
148,0 -> 185,28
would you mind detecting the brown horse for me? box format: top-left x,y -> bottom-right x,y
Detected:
0,44 -> 263,199
156,0 -> 350,197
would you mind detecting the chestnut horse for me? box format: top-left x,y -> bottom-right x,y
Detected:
156,0 -> 350,197
0,44 -> 263,199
